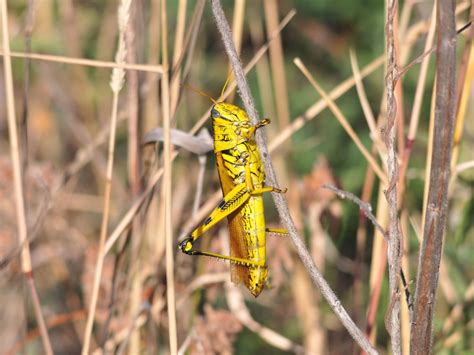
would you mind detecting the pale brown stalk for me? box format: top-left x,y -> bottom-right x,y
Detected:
349,49 -> 385,159
249,7 -> 276,119
450,9 -> 474,183
181,0 -> 206,82
226,0 -> 245,103
144,0 -> 161,132
262,0 -> 291,198
0,50 -> 164,73
398,3 -> 437,200
366,187 -> 389,345
170,0 -> 187,116
352,162 -> 375,334
1,1 -> 53,353
81,0 -> 131,353
263,0 -> 290,130
124,3 -> 143,352
160,1 -> 177,353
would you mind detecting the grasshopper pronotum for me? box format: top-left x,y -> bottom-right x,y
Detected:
179,90 -> 287,297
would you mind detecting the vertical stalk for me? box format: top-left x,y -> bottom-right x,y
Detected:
1,1 -> 53,353
384,0 -> 402,353
410,1 -> 456,353
161,1 -> 177,353
81,0 -> 131,352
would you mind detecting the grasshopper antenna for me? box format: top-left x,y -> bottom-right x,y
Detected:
218,70 -> 234,102
183,83 -> 218,105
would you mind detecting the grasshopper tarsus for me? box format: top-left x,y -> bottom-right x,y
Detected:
178,237 -> 194,254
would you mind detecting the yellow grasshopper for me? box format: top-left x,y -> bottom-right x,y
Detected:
179,93 -> 287,297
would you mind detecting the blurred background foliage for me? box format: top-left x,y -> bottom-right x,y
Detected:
0,0 -> 473,354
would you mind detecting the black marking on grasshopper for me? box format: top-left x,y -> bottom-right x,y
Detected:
218,187 -> 247,211
218,199 -> 226,209
204,216 -> 212,225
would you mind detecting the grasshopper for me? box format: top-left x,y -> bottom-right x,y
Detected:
179,97 -> 287,297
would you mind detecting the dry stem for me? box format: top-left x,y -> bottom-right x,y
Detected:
81,0 -> 131,352
410,1 -> 457,353
1,0 -> 53,353
160,1 -> 178,353
384,0 -> 402,353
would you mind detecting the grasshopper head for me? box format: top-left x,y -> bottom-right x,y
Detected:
211,102 -> 250,124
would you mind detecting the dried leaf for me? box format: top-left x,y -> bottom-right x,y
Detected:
143,128 -> 213,155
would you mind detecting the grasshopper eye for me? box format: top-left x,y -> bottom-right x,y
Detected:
211,107 -> 220,118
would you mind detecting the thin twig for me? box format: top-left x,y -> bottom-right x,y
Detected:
323,184 -> 387,239
323,184 -> 413,312
396,20 -> 471,81
209,1 -> 377,353
1,1 -> 53,353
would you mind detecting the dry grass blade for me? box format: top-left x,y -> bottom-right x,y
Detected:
143,128 -> 213,155
349,49 -> 385,158
264,0 -> 290,129
406,4 -> 437,144
269,55 -> 384,151
0,50 -> 164,73
210,1 -> 377,353
170,0 -> 187,116
293,58 -> 387,184
450,41 -> 474,180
